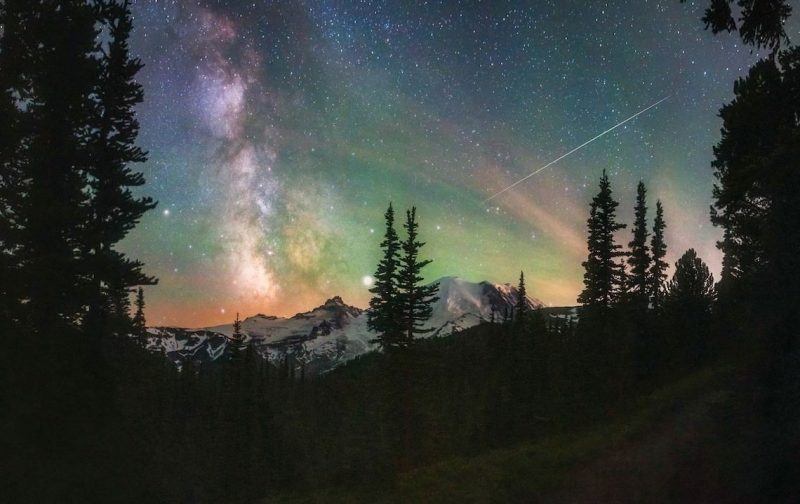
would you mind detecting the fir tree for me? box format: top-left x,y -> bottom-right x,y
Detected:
665,249 -> 716,308
578,170 -> 628,312
649,200 -> 668,310
627,181 -> 651,311
397,207 -> 439,346
229,312 -> 245,363
233,312 -> 243,340
514,271 -> 528,329
664,249 -> 716,365
709,50 -> 800,329
132,286 -> 146,340
223,314 -> 247,412
3,0 -> 100,332
85,0 -> 157,338
0,0 -> 156,338
367,203 -> 402,350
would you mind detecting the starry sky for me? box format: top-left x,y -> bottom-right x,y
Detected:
123,0 -> 799,327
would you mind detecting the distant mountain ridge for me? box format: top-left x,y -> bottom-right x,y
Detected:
145,277 -> 546,374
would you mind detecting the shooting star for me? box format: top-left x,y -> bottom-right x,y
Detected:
483,95 -> 670,203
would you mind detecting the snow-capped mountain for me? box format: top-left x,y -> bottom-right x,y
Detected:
145,276 -> 543,374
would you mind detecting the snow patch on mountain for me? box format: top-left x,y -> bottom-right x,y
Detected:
145,276 -> 543,373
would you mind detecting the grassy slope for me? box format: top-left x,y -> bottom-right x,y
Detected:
269,363 -> 744,504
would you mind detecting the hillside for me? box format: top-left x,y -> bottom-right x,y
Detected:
269,360 -> 777,503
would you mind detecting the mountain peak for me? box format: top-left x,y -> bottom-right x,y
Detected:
324,295 -> 345,306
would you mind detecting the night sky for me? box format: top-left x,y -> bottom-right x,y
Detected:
123,0 -> 798,327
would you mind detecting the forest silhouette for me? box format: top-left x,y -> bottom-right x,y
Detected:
1,0 -> 799,502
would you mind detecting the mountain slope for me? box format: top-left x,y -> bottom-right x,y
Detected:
145,276 -> 543,373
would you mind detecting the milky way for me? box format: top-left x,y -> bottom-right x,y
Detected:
123,0 -> 800,327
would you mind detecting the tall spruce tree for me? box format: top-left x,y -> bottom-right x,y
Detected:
0,0 -> 156,338
228,312 -> 245,364
132,286 -> 146,340
706,49 -> 800,366
578,170 -> 627,312
627,181 -> 651,311
397,207 -> 439,346
649,200 -> 668,310
3,0 -> 100,333
367,203 -> 402,349
514,271 -> 529,329
85,0 -> 157,338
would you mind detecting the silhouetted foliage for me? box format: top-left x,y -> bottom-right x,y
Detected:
367,203 -> 402,350
84,0 -> 157,342
682,0 -> 792,53
132,286 -> 147,341
627,181 -> 651,313
664,249 -> 716,367
397,206 -> 440,346
649,200 -> 669,310
514,270 -> 529,329
4,1 -> 800,502
578,170 -> 628,317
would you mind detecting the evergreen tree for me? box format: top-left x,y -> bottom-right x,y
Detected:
397,207 -> 439,346
228,312 -> 246,364
367,203 -> 402,350
709,50 -> 800,336
665,249 -> 716,308
84,0 -> 157,339
578,170 -> 628,312
627,181 -> 651,311
664,249 -> 716,365
3,0 -> 100,333
0,0 -> 156,338
514,271 -> 529,329
132,286 -> 146,340
233,312 -> 243,341
649,200 -> 668,310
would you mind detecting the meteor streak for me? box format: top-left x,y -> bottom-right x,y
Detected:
483,95 -> 670,203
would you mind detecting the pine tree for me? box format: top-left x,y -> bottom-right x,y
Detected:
397,207 -> 439,346
664,249 -> 716,365
0,0 -> 156,339
665,249 -> 716,308
233,312 -> 243,341
367,203 -> 402,350
514,271 -> 528,329
627,181 -> 651,311
84,0 -> 157,338
578,170 -> 628,312
3,0 -> 100,333
132,287 -> 146,341
649,200 -> 668,310
229,312 -> 245,363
